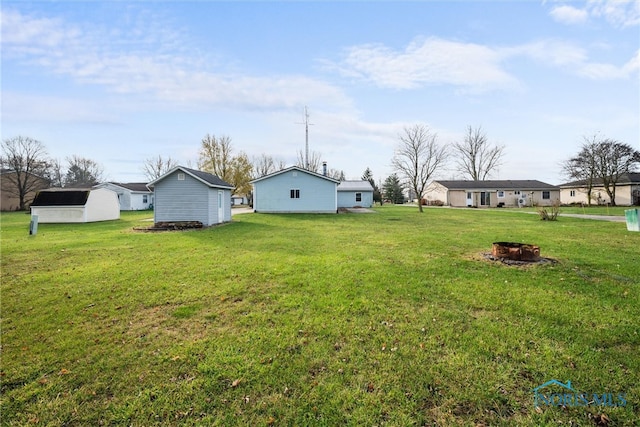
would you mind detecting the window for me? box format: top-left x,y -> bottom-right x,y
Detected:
514,190 -> 521,195
356,192 -> 362,202
142,195 -> 148,203
290,189 -> 300,199
542,191 -> 550,199
177,173 -> 185,181
497,191 -> 505,198
570,190 -> 576,197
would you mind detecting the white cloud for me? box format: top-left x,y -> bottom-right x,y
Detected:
587,0 -> 640,28
549,5 -> 589,25
330,37 -> 520,92
0,8 -> 352,114
548,0 -> 640,28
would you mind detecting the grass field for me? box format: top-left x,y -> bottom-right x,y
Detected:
1,207 -> 639,426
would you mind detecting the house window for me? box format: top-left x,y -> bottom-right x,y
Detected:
514,190 -> 520,195
178,173 -> 185,181
142,195 -> 148,203
542,191 -> 550,200
497,191 -> 505,198
356,192 -> 362,202
570,190 -> 576,197
290,189 -> 300,199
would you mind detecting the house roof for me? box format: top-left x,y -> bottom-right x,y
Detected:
250,166 -> 341,184
100,182 -> 152,192
558,172 -> 640,188
32,189 -> 90,206
433,180 -> 558,190
337,180 -> 374,192
147,166 -> 234,189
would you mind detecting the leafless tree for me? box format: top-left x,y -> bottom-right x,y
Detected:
594,139 -> 640,206
252,153 -> 286,178
562,134 -> 639,206
296,149 -> 323,173
142,155 -> 177,181
392,124 -> 449,212
49,158 -> 64,188
453,126 -> 504,180
1,136 -> 52,210
64,155 -> 105,187
561,135 -> 600,205
326,168 -> 345,180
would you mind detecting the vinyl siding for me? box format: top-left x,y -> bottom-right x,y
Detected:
337,190 -> 373,208
254,170 -> 337,213
154,171 -> 211,224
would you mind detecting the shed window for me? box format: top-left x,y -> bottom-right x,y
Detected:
497,191 -> 505,198
542,191 -> 550,200
356,192 -> 362,202
142,195 -> 148,203
290,189 -> 300,199
177,173 -> 185,181
570,190 -> 576,197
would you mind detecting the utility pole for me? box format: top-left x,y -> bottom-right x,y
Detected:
297,106 -> 313,169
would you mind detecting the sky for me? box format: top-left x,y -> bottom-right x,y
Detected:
2,0 -> 639,186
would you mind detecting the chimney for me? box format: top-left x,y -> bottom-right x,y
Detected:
322,161 -> 327,176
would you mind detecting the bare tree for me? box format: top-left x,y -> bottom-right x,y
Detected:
198,134 -> 234,181
1,136 -> 51,210
326,168 -> 345,180
49,158 -> 64,188
453,126 -> 504,180
595,139 -> 640,206
561,135 -> 599,205
252,153 -> 286,178
562,134 -> 639,206
64,155 -> 105,187
142,155 -> 177,181
392,124 -> 449,212
296,149 -> 323,173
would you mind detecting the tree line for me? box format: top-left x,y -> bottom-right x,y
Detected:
3,126 -> 638,211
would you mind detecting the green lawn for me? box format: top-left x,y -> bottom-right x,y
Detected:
1,207 -> 638,426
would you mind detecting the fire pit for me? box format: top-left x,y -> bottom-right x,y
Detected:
492,242 -> 540,262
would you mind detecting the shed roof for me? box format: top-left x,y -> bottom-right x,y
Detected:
337,180 -> 374,192
433,180 -> 558,190
148,166 -> 234,189
250,166 -> 341,184
102,182 -> 151,192
32,189 -> 90,206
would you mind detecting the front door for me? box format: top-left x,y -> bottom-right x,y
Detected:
480,191 -> 491,206
466,192 -> 473,207
218,191 -> 224,223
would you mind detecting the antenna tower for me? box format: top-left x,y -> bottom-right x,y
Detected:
297,106 -> 314,169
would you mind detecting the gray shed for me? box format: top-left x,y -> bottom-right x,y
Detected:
147,166 -> 234,226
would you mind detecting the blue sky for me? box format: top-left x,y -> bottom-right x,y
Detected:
2,1 -> 638,185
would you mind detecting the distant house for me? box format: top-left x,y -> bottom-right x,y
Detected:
1,169 -> 50,211
30,188 -> 120,223
425,180 -> 560,207
94,182 -> 153,210
251,166 -> 340,213
559,173 -> 640,206
147,166 -> 233,226
337,180 -> 374,208
231,194 -> 249,206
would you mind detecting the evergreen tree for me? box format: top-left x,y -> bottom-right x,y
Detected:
383,174 -> 404,204
362,167 -> 382,205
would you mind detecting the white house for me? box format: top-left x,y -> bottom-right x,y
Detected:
94,182 -> 153,210
425,180 -> 560,207
251,166 -> 340,213
30,188 -> 120,223
337,180 -> 374,208
147,166 -> 234,226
